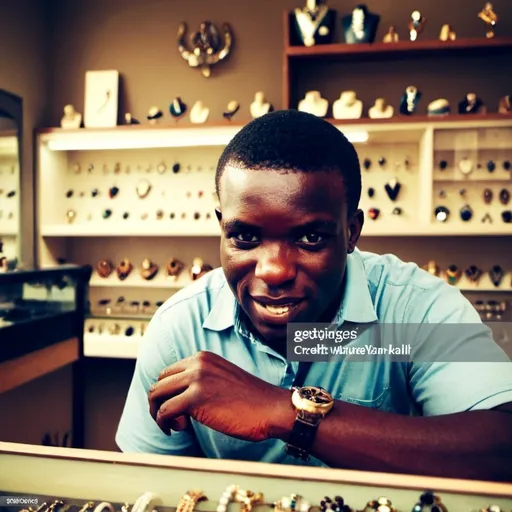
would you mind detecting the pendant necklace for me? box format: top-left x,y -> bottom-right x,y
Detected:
295,4 -> 329,46
489,265 -> 504,287
385,178 -> 401,201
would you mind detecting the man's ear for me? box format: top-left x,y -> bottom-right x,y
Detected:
215,207 -> 222,223
347,209 -> 364,253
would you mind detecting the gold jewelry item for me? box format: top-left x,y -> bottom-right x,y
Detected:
78,503 -> 95,512
96,260 -> 113,278
177,491 -> 207,512
191,257 -> 213,280
93,504 -> 115,512
166,257 -> 184,280
66,209 -> 76,223
422,260 -> 439,276
445,264 -> 462,285
236,489 -> 264,512
116,258 -> 133,280
48,500 -> 64,512
140,258 -> 159,280
478,2 -> 498,38
108,323 -> 121,335
136,179 -> 152,199
274,494 -> 311,512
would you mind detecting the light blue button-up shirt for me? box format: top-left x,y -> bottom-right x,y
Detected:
116,249 -> 512,465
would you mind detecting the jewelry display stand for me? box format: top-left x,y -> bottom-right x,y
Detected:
432,126 -> 512,231
1,443 -> 512,511
36,130 -> 230,360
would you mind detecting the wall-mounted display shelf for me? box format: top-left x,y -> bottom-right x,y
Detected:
36,117 -> 512,360
285,35 -> 512,59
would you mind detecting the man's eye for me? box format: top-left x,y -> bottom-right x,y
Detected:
235,233 -> 258,243
299,233 -> 324,244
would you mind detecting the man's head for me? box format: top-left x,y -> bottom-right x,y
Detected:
215,110 -> 364,344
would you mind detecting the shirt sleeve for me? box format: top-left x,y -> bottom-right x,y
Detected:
115,308 -> 203,455
405,282 -> 512,416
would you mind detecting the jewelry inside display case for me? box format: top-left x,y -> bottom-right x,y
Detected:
1,443 -> 512,512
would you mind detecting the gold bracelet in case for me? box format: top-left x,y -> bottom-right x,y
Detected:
176,491 -> 207,512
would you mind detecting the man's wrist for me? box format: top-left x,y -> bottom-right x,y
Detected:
265,388 -> 296,441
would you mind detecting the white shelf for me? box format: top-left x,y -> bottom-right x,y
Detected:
38,223 -> 512,237
39,125 -> 243,151
84,333 -> 142,359
0,228 -> 18,236
89,273 -> 192,289
41,223 -> 220,237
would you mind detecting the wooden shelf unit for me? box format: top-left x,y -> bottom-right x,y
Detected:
282,10 -> 512,111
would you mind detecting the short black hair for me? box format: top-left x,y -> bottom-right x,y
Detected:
215,109 -> 361,217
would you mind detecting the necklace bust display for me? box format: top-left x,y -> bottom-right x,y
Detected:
458,93 -> 486,114
369,98 -> 394,119
399,86 -> 422,115
342,4 -> 380,44
61,105 -> 82,129
409,11 -> 426,41
292,0 -> 335,47
190,101 -> 210,124
298,91 -> 329,117
333,91 -> 363,120
250,92 -> 274,118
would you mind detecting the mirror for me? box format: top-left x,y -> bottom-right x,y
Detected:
0,89 -> 23,270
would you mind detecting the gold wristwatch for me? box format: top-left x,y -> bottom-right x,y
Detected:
284,386 -> 334,461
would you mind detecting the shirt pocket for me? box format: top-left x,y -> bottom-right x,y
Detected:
334,362 -> 394,411
338,386 -> 391,409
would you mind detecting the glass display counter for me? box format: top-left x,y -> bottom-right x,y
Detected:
0,443 -> 511,512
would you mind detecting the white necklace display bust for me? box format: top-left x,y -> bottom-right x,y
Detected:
190,101 -> 210,124
369,98 -> 394,119
61,105 -> 82,129
333,91 -> 363,119
298,91 -> 329,117
250,92 -> 273,118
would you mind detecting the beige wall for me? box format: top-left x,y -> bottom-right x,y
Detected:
0,0 -> 50,266
47,0 -> 512,125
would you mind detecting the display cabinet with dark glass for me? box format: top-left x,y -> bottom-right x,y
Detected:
0,265 -> 92,364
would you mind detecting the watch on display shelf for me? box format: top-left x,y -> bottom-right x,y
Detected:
285,386 -> 334,461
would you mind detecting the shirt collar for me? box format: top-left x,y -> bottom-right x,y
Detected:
202,248 -> 377,332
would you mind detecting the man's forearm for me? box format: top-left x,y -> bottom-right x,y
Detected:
271,397 -> 512,481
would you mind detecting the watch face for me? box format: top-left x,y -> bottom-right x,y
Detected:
293,386 -> 334,415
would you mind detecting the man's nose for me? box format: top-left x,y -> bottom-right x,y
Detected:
254,244 -> 297,287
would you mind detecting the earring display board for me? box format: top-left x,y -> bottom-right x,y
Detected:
432,126 -> 512,229
1,442 -> 512,512
0,134 -> 20,260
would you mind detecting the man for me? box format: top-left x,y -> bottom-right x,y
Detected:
116,110 -> 512,480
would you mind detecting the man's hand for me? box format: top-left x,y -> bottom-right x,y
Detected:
147,351 -> 293,442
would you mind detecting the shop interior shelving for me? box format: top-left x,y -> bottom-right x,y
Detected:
35,114 -> 512,360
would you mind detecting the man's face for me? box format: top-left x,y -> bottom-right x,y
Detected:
217,165 -> 362,344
